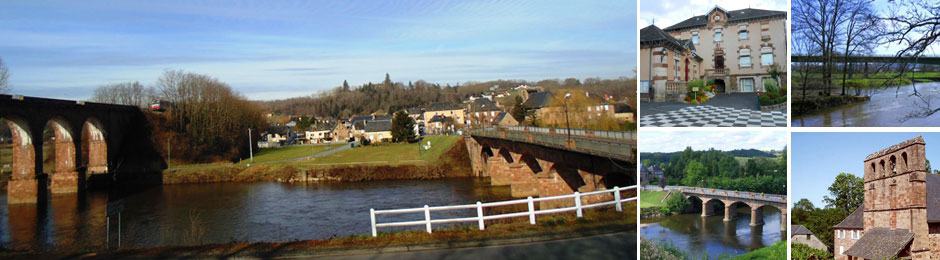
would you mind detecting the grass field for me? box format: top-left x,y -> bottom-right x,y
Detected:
238,144 -> 340,165
640,190 -> 667,209
294,135 -> 461,166
795,71 -> 940,89
731,241 -> 786,259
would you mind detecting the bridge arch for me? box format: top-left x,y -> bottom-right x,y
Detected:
549,164 -> 586,192
519,153 -> 542,175
43,117 -> 79,194
81,118 -> 108,174
498,148 -> 515,164
2,116 -> 40,204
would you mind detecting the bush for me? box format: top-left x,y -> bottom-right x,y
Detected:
764,80 -> 780,94
640,239 -> 686,260
662,193 -> 689,215
791,243 -> 833,259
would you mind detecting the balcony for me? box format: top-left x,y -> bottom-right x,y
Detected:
706,68 -> 727,76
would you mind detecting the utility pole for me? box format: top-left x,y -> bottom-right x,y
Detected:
248,128 -> 254,163
563,92 -> 572,144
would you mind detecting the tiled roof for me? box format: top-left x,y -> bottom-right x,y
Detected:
791,225 -> 814,236
469,99 -> 501,112
640,25 -> 686,50
834,205 -> 864,229
663,7 -> 787,32
363,120 -> 391,132
522,91 -> 553,109
928,174 -> 940,223
844,228 -> 913,259
426,102 -> 464,111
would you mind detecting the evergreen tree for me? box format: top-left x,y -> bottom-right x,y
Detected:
510,96 -> 526,122
383,73 -> 392,88
342,80 -> 350,91
391,110 -> 416,143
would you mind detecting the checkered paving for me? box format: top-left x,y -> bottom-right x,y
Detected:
641,105 -> 787,127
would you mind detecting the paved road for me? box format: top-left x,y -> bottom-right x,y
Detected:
315,232 -> 636,260
641,93 -> 760,116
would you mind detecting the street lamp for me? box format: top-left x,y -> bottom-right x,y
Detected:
563,92 -> 572,144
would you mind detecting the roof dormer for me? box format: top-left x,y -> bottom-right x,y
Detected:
707,6 -> 729,28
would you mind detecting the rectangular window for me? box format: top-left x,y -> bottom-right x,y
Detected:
761,52 -> 773,66
739,55 -> 751,67
740,78 -> 755,92
675,59 -> 680,78
739,30 -> 748,40
714,29 -> 722,42
692,33 -> 699,45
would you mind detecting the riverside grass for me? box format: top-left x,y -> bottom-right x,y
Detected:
162,135 -> 470,184
640,190 -> 667,208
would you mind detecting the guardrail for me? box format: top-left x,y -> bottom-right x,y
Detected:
369,185 -> 637,237
496,126 -> 635,140
470,127 -> 635,162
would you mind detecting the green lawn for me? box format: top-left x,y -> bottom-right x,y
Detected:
239,144 -> 340,165
795,71 -> 940,89
297,135 -> 461,166
640,190 -> 667,209
731,241 -> 786,260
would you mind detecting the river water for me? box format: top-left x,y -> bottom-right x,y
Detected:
0,178 -> 510,252
794,82 -> 940,126
641,208 -> 783,259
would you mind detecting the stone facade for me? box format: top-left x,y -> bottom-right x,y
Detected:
661,6 -> 788,94
836,136 -> 940,259
640,25 -> 704,102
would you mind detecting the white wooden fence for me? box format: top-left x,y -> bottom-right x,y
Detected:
369,185 -> 637,237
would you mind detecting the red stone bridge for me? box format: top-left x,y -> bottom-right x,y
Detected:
465,127 -> 635,208
1,95 -> 165,204
676,186 -> 787,231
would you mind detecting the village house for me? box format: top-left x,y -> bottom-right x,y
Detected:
332,121 -> 352,143
422,102 -> 465,130
492,112 -> 518,127
660,6 -> 788,95
467,98 -> 503,128
363,119 -> 392,143
833,136 -> 940,259
792,225 -> 829,253
523,91 -> 616,128
640,24 -> 704,102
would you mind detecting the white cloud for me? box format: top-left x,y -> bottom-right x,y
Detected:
640,129 -> 787,153
640,0 -> 788,28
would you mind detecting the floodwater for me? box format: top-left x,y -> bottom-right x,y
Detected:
0,178 -> 510,252
794,82 -> 940,126
641,208 -> 783,259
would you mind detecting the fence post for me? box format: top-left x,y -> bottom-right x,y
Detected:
370,208 -> 377,237
527,196 -> 536,225
424,205 -> 432,234
477,201 -> 485,230
575,191 -> 583,218
614,186 -> 622,212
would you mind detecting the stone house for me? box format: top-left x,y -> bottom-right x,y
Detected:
834,136 -> 940,259
792,225 -> 828,253
363,120 -> 392,143
834,206 -> 864,257
660,6 -> 788,94
422,102 -> 466,130
467,99 -> 503,128
493,112 -> 518,127
640,24 -> 704,102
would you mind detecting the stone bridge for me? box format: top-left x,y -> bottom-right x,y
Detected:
675,186 -> 787,231
465,126 -> 635,208
1,95 -> 165,204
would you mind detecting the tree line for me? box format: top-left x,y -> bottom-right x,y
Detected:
91,70 -> 267,163
642,147 -> 787,194
262,74 -> 636,118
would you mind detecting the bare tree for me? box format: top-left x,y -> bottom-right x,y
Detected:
839,0 -> 881,95
794,0 -> 851,96
91,81 -> 154,107
0,57 -> 10,94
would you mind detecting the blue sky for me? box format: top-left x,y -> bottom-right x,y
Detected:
640,129 -> 787,153
0,0 -> 636,100
792,133 -> 940,208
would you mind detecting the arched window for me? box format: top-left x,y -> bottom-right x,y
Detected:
890,155 -> 897,174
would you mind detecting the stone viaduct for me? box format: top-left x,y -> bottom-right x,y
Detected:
677,186 -> 788,231
465,127 -> 636,208
1,95 -> 165,204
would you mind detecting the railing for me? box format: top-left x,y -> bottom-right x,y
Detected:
369,185 -> 637,237
665,81 -> 686,95
676,186 -> 787,204
706,68 -> 728,75
470,127 -> 635,162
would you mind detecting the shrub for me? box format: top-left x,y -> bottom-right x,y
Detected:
764,80 -> 780,94
663,193 -> 689,215
640,239 -> 686,260
791,243 -> 833,259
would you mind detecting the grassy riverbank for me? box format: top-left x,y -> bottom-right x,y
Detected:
640,190 -> 666,208
51,206 -> 636,258
640,239 -> 786,260
162,135 -> 471,184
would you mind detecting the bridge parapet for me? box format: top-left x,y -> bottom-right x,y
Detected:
469,126 -> 635,162
675,186 -> 786,204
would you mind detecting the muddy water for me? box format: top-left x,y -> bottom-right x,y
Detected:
0,178 -> 510,252
794,82 -> 940,126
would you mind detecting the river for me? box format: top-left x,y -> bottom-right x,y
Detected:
794,82 -> 940,126
641,208 -> 783,259
0,178 -> 510,252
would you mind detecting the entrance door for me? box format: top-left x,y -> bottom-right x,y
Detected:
684,58 -> 690,81
714,56 -> 724,69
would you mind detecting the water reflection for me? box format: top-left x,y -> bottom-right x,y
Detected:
794,82 -> 940,126
641,208 -> 783,259
1,178 -> 510,252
